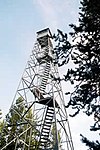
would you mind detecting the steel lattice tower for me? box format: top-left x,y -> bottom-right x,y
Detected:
1,28 -> 74,150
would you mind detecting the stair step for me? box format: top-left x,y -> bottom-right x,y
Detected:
45,116 -> 53,120
44,121 -> 52,125
42,127 -> 51,130
40,137 -> 49,141
40,141 -> 47,144
41,82 -> 47,85
47,112 -> 53,116
42,125 -> 51,129
47,107 -> 54,110
41,130 -> 50,133
42,73 -> 48,76
46,64 -> 50,66
42,132 -> 49,136
46,67 -> 50,69
40,85 -> 46,88
40,139 -> 48,142
45,119 -> 52,123
41,85 -> 46,88
42,126 -> 50,130
40,88 -> 46,91
45,118 -> 53,121
41,137 -> 48,140
47,111 -> 54,114
43,75 -> 49,78
43,123 -> 51,126
46,114 -> 53,118
44,72 -> 49,75
42,77 -> 48,81
47,112 -> 54,115
44,118 -> 53,121
41,81 -> 47,84
44,122 -> 51,126
45,68 -> 50,70
45,67 -> 50,70
43,126 -> 51,129
45,70 -> 49,73
40,88 -> 45,91
44,125 -> 51,129
40,138 -> 49,142
40,84 -> 46,87
41,80 -> 47,83
42,74 -> 48,78
44,67 -> 50,70
44,121 -> 51,124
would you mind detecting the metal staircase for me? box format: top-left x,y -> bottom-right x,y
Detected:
33,29 -> 58,149
38,107 -> 54,149
40,60 -> 50,93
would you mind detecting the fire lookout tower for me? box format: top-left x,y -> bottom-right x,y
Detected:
1,28 -> 74,150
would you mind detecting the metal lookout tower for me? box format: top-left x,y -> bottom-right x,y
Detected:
1,28 -> 74,150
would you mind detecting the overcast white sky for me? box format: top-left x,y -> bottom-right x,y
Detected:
0,0 -> 99,149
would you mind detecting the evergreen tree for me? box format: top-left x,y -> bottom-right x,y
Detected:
54,0 -> 100,149
0,110 -> 2,119
0,110 -> 7,149
0,97 -> 39,150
